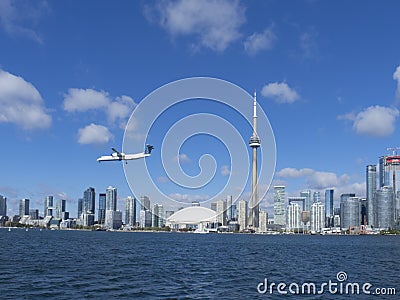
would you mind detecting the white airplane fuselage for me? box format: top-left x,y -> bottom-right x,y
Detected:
97,152 -> 150,162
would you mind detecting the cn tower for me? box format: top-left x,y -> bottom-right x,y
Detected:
249,91 -> 261,228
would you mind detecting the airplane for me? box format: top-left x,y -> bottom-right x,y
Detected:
97,144 -> 154,163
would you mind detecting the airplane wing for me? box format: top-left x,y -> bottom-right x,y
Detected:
112,148 -> 121,155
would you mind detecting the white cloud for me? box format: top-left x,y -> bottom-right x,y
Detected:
393,65 -> 400,98
157,176 -> 170,183
63,88 -> 110,112
339,105 -> 399,137
0,0 -> 48,43
244,26 -> 276,55
77,123 -> 113,145
276,167 -> 350,190
276,168 -> 314,178
108,95 -> 137,127
63,88 -> 137,130
174,153 -> 191,163
261,82 -> 299,104
146,0 -> 245,52
0,69 -> 51,129
168,193 -> 210,202
221,165 -> 231,176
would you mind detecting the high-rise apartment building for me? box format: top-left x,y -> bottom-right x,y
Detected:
152,204 -> 164,228
56,199 -> 66,219
274,186 -> 286,226
259,210 -> 268,233
237,199 -> 248,231
216,199 -> 227,226
286,202 -> 301,231
98,193 -> 106,224
44,196 -> 54,217
375,186 -> 395,229
340,196 -> 361,230
300,190 -> 312,211
83,187 -> 95,214
310,202 -> 325,232
366,165 -> 377,227
0,195 -> 6,216
325,189 -> 334,228
19,198 -> 30,217
106,186 -> 117,211
125,196 -> 136,227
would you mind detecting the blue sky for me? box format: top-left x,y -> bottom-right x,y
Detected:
1,0 -> 400,217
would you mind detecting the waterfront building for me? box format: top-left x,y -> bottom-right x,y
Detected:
237,199 -> 248,230
29,209 -> 39,220
139,209 -> 152,228
325,189 -> 334,228
152,204 -> 164,228
360,198 -> 367,225
226,195 -> 237,222
216,199 -> 227,226
210,202 -> 217,211
286,202 -> 301,232
44,196 -> 54,217
98,193 -> 106,224
259,210 -> 268,233
77,198 -> 83,218
375,186 -> 395,229
249,91 -> 261,228
340,196 -> 361,230
106,186 -> 117,211
0,195 -> 6,216
82,212 -> 95,226
125,196 -> 136,227
56,199 -> 66,219
166,206 -> 216,231
273,186 -> 286,226
310,202 -> 325,232
105,210 -> 122,230
140,196 -> 150,211
300,190 -> 312,211
83,187 -> 95,215
19,198 -> 30,217
366,165 -> 377,227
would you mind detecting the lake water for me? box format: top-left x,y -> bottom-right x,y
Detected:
0,229 -> 398,299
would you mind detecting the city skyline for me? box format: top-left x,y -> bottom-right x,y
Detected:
1,1 -> 400,217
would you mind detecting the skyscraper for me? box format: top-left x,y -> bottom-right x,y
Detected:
237,199 -> 248,231
375,186 -> 395,229
366,165 -> 377,227
310,202 -> 325,232
140,196 -> 150,211
216,199 -> 227,226
56,199 -> 66,219
152,204 -> 164,228
286,202 -> 301,231
249,91 -> 261,228
83,187 -> 95,214
274,186 -> 286,226
313,191 -> 321,204
19,198 -> 30,217
106,186 -> 117,211
300,190 -> 312,211
0,195 -> 6,216
44,196 -> 54,217
98,193 -> 106,224
325,189 -> 334,227
77,198 -> 83,218
340,196 -> 361,230
259,210 -> 268,233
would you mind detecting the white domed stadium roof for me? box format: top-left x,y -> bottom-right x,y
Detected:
166,206 -> 216,224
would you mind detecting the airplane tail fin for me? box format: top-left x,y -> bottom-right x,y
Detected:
145,144 -> 154,154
